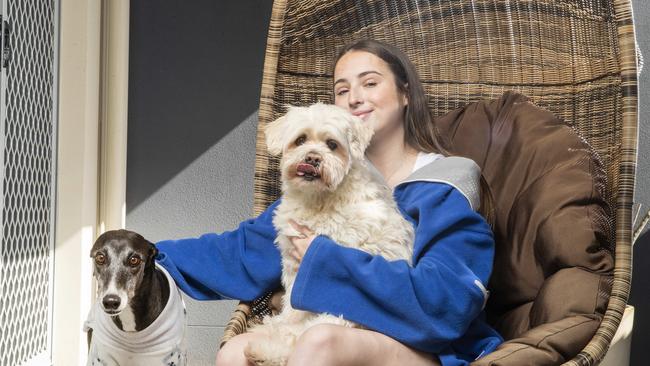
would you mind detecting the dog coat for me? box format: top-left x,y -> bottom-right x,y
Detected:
84,264 -> 187,366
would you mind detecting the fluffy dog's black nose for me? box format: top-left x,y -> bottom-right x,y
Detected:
305,154 -> 321,166
102,295 -> 121,310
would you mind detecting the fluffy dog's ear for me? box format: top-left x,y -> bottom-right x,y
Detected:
264,115 -> 289,156
347,118 -> 374,161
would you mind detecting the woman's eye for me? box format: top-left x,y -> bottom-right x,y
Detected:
129,256 -> 142,267
335,89 -> 348,96
295,135 -> 306,146
326,140 -> 338,150
95,253 -> 106,265
364,81 -> 377,87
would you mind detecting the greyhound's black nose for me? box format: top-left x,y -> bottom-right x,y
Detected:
102,295 -> 121,310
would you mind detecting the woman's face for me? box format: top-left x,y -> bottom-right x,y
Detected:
333,51 -> 408,143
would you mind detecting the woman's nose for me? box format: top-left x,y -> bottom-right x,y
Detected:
348,88 -> 363,107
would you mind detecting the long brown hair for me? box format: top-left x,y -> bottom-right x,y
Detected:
334,39 -> 495,225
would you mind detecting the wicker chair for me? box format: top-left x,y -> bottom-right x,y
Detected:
220,1 -> 639,365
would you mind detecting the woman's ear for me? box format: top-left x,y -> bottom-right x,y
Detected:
348,117 -> 374,161
264,115 -> 288,156
402,83 -> 409,106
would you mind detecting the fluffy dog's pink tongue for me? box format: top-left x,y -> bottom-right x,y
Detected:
296,163 -> 318,176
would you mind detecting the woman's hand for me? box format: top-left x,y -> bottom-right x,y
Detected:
288,219 -> 317,263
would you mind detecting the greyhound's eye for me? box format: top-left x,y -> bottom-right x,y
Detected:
326,139 -> 338,151
129,256 -> 142,267
94,253 -> 106,265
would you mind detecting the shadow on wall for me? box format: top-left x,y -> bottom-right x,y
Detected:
127,0 -> 273,212
629,229 -> 650,366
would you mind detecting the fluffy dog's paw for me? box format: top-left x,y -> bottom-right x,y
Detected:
244,340 -> 289,366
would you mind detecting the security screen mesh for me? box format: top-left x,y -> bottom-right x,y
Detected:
0,0 -> 57,365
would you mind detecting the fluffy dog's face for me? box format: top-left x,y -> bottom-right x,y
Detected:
265,103 -> 374,192
90,230 -> 158,315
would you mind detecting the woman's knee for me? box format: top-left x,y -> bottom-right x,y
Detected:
289,324 -> 346,364
215,333 -> 256,366
215,341 -> 244,365
296,324 -> 343,352
291,324 -> 439,366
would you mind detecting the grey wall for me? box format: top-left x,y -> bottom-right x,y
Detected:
634,1 -> 650,226
629,2 -> 649,365
126,1 -> 649,365
126,1 -> 273,364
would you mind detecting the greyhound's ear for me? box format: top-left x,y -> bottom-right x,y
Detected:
347,117 -> 374,161
264,114 -> 289,156
148,243 -> 159,260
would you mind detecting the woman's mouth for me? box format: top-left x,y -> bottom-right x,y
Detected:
352,110 -> 372,120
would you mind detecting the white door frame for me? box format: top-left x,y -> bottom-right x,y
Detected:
52,0 -> 128,364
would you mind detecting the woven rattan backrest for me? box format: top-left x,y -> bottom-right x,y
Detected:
254,0 -> 632,216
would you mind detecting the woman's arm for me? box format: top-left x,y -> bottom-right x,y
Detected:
155,200 -> 283,301
289,183 -> 501,354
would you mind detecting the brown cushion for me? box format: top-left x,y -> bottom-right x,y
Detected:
435,91 -> 614,365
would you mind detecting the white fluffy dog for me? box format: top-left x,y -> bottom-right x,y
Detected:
243,103 -> 415,366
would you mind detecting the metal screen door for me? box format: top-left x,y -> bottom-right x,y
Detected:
0,0 -> 58,365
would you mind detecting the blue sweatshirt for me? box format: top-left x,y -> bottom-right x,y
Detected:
156,156 -> 503,365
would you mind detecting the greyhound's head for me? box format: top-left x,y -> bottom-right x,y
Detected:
90,229 -> 158,315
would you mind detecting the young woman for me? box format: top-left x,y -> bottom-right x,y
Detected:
155,39 -> 503,366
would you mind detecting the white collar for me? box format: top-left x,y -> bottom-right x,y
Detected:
412,152 -> 444,173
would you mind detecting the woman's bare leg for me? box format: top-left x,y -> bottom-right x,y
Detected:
216,331 -> 269,366
287,324 -> 440,366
